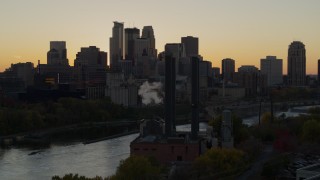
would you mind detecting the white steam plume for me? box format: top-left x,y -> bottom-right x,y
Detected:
138,81 -> 163,105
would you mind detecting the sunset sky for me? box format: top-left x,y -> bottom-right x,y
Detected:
1,0 -> 320,74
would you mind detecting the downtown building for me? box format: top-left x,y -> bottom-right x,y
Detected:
233,65 -> 267,97
0,62 -> 34,95
36,41 -> 72,86
134,26 -> 158,78
181,36 -> 199,57
287,41 -> 306,86
109,21 -> 124,70
260,56 -> 283,86
125,27 -> 140,65
165,43 -> 186,75
73,46 -> 107,99
222,58 -> 235,83
105,71 -> 138,107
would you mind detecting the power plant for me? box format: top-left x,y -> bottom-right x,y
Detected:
130,51 -> 210,164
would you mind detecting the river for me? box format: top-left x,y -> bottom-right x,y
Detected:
1,105 -> 318,180
0,123 -> 208,180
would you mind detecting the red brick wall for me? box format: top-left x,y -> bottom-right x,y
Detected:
130,142 -> 199,164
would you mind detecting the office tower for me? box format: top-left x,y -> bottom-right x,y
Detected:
260,56 -> 283,86
181,36 -> 199,57
134,38 -> 150,60
165,43 -> 186,75
47,41 -> 68,65
125,28 -> 140,64
288,41 -> 306,86
141,26 -> 156,56
109,21 -> 124,69
221,58 -> 235,83
74,46 -> 107,88
165,53 -> 176,137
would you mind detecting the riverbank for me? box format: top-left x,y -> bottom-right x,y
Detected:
0,121 -> 138,148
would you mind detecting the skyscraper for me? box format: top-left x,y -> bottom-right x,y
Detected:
181,36 -> 199,57
287,41 -> 306,86
109,21 -> 124,70
165,43 -> 186,75
124,28 -> 140,66
142,26 -> 155,49
260,56 -> 283,86
47,41 -> 68,65
221,58 -> 235,83
141,26 -> 157,57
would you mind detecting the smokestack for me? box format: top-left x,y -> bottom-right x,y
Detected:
38,60 -> 40,74
164,51 -> 176,137
191,56 -> 199,139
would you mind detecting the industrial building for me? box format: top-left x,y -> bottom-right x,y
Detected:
130,55 -> 211,164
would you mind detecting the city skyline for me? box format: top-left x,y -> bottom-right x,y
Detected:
1,0 -> 320,74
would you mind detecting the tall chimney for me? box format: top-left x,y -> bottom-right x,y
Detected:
191,56 -> 199,139
38,60 -> 40,74
164,51 -> 176,137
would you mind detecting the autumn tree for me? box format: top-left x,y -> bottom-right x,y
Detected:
194,148 -> 247,178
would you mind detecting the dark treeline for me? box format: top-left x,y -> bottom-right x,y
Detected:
0,97 -> 164,136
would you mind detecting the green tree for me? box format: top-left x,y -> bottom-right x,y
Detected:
111,155 -> 161,180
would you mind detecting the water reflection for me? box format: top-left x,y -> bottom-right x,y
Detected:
0,123 -> 210,180
0,134 -> 138,179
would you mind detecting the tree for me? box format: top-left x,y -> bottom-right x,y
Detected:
194,148 -> 246,177
111,155 -> 161,180
302,119 -> 320,143
52,173 -> 106,180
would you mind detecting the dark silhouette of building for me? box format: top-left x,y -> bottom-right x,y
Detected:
165,43 -> 186,75
233,66 -> 267,97
73,46 -> 107,98
181,36 -> 199,57
38,41 -> 72,86
141,26 -> 157,57
222,58 -> 235,83
125,28 -> 140,65
4,62 -> 34,88
109,21 -> 124,70
47,41 -> 68,66
288,41 -> 306,86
